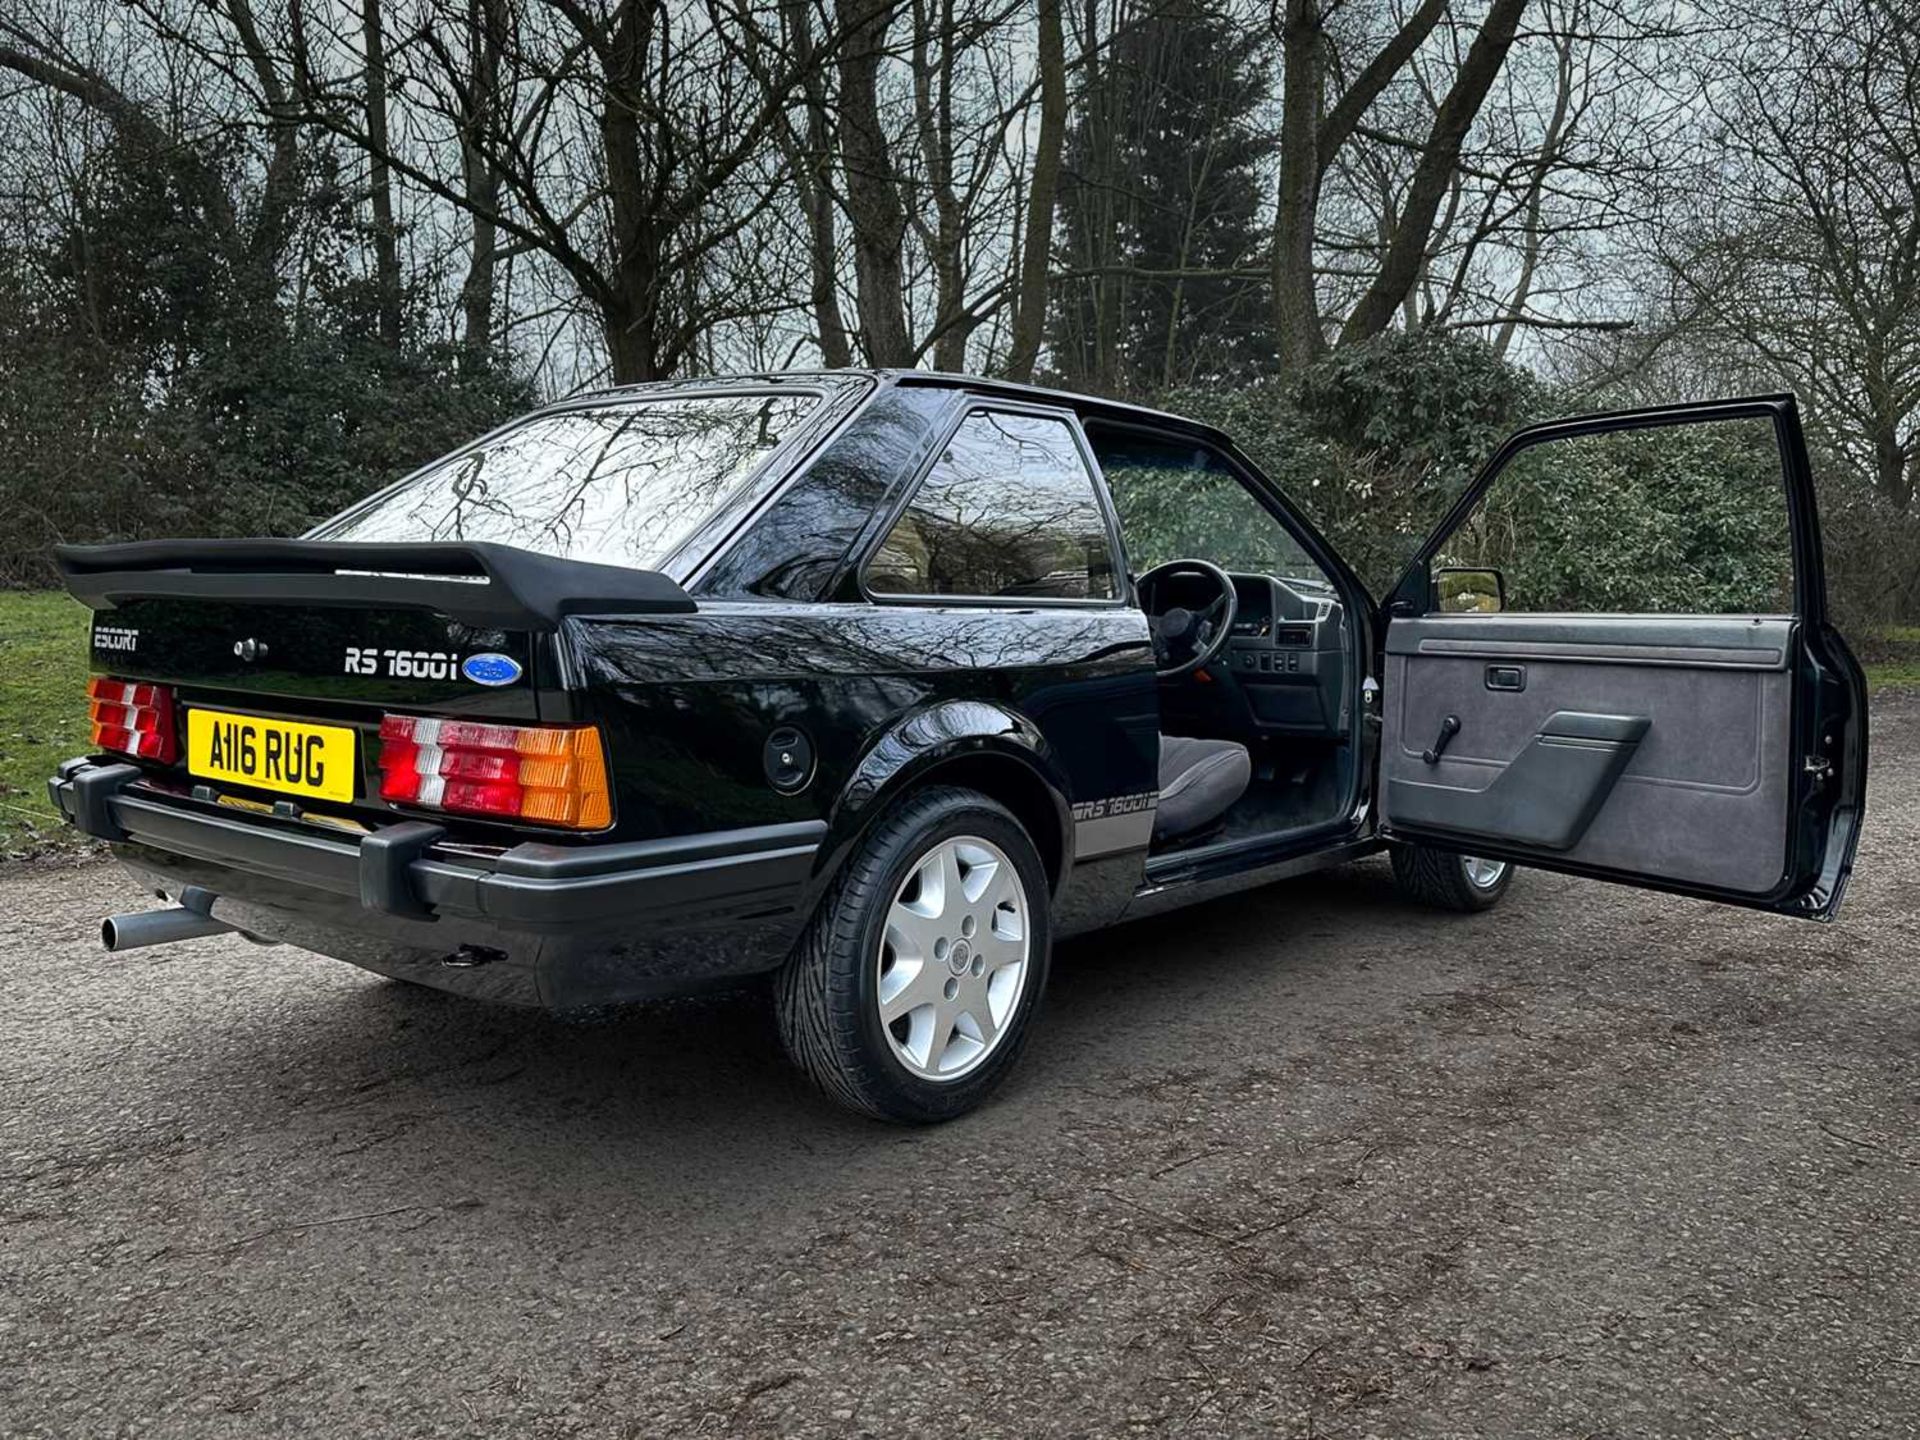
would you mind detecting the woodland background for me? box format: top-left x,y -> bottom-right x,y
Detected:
2,0 -> 1919,631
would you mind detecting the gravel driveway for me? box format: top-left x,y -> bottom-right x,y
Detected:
4,700 -> 1916,1438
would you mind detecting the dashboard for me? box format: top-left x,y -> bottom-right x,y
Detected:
1156,571 -> 1351,741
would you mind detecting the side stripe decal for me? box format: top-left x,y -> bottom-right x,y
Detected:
1071,791 -> 1157,858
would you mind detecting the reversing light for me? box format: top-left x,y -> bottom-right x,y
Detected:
87,676 -> 178,762
376,715 -> 611,829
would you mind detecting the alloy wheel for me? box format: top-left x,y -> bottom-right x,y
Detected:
1463,856 -> 1510,889
877,835 -> 1031,1082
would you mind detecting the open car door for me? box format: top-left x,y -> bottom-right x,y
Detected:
1378,395 -> 1866,919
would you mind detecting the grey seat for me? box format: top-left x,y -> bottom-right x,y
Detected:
1155,735 -> 1252,840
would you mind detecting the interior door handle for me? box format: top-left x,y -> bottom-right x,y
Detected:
1485,664 -> 1526,691
1422,714 -> 1462,765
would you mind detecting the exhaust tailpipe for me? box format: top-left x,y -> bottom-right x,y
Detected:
102,886 -> 236,952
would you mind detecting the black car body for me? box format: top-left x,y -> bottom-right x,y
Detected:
49,371 -> 1869,1119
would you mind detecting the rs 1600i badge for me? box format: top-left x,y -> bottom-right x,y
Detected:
345,647 -> 460,680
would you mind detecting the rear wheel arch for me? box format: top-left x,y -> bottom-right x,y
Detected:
818,703 -> 1074,902
906,752 -> 1067,895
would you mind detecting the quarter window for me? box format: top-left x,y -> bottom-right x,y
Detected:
865,411 -> 1117,600
312,393 -> 816,572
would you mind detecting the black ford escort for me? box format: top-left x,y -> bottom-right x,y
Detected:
50,372 -> 1867,1121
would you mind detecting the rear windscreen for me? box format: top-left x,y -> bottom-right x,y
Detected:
312,392 -> 819,570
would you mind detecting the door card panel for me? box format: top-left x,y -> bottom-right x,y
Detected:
1383,616 -> 1794,894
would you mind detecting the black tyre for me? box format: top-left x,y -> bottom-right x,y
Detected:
1389,843 -> 1515,913
774,785 -> 1051,1123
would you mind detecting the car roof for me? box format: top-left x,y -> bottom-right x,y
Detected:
565,368 -> 1233,446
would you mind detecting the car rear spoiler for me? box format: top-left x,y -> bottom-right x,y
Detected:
53,539 -> 697,630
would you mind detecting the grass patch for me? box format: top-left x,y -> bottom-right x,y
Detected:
1866,661 -> 1920,693
0,591 -> 93,857
1863,624 -> 1920,694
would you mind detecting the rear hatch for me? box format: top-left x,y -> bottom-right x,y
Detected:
56,539 -> 692,835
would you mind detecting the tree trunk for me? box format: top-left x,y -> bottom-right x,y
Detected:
1874,421 -> 1916,512
604,296 -> 661,384
1271,0 -> 1325,377
458,0 -> 505,355
1339,0 -> 1531,347
363,0 -> 403,348
780,0 -> 852,367
1055,0 -> 1126,391
1492,25 -> 1573,357
916,0 -> 972,370
836,0 -> 914,365
1004,0 -> 1067,381
219,0 -> 304,265
599,0 -> 664,384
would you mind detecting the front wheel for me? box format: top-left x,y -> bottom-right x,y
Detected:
1389,843 -> 1515,913
774,786 -> 1051,1122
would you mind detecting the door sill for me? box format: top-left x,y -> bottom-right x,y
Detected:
1142,815 -> 1368,886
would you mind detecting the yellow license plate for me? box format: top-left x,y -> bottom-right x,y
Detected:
186,710 -> 357,803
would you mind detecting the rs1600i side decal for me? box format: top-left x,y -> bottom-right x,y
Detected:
1072,791 -> 1157,859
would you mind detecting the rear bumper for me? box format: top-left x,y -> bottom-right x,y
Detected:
51,758 -> 824,1007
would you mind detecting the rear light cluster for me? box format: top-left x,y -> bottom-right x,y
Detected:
88,676 -> 178,762
376,716 -> 611,829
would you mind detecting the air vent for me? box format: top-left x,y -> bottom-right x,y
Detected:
1274,624 -> 1313,647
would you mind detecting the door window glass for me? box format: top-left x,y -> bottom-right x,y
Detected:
865,411 -> 1117,599
1438,416 -> 1794,614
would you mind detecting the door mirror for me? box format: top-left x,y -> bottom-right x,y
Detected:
1432,567 -> 1505,613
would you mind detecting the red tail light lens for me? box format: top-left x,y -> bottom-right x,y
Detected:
376,715 -> 611,829
87,676 -> 178,762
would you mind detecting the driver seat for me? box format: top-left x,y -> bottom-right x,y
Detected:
1154,735 -> 1252,841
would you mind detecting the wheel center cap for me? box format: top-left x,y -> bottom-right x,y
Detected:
947,938 -> 972,977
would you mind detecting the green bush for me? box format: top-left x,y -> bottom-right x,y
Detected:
1813,474 -> 1920,633
1159,330 -> 1540,597
0,134 -> 535,589
1448,418 -> 1794,614
0,317 -> 533,587
1160,331 -> 1917,626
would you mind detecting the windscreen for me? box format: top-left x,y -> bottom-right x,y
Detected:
313,392 -> 819,570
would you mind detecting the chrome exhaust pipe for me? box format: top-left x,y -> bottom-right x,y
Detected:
101,886 -> 235,952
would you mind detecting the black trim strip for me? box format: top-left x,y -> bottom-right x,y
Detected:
52,765 -> 822,935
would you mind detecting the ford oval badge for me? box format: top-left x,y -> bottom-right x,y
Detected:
462,652 -> 523,687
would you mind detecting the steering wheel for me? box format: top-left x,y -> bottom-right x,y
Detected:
1138,559 -> 1239,679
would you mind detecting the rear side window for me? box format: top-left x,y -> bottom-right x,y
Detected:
312,393 -> 817,571
865,411 -> 1117,600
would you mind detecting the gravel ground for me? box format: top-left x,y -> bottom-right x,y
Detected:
3,700 -> 1916,1439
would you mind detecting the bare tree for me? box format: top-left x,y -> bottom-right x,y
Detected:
457,0 -> 506,354
1270,0 -> 1448,373
835,0 -> 916,363
363,0 -> 403,346
1003,0 -> 1065,379
1337,0 -> 1530,343
1668,0 -> 1920,511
